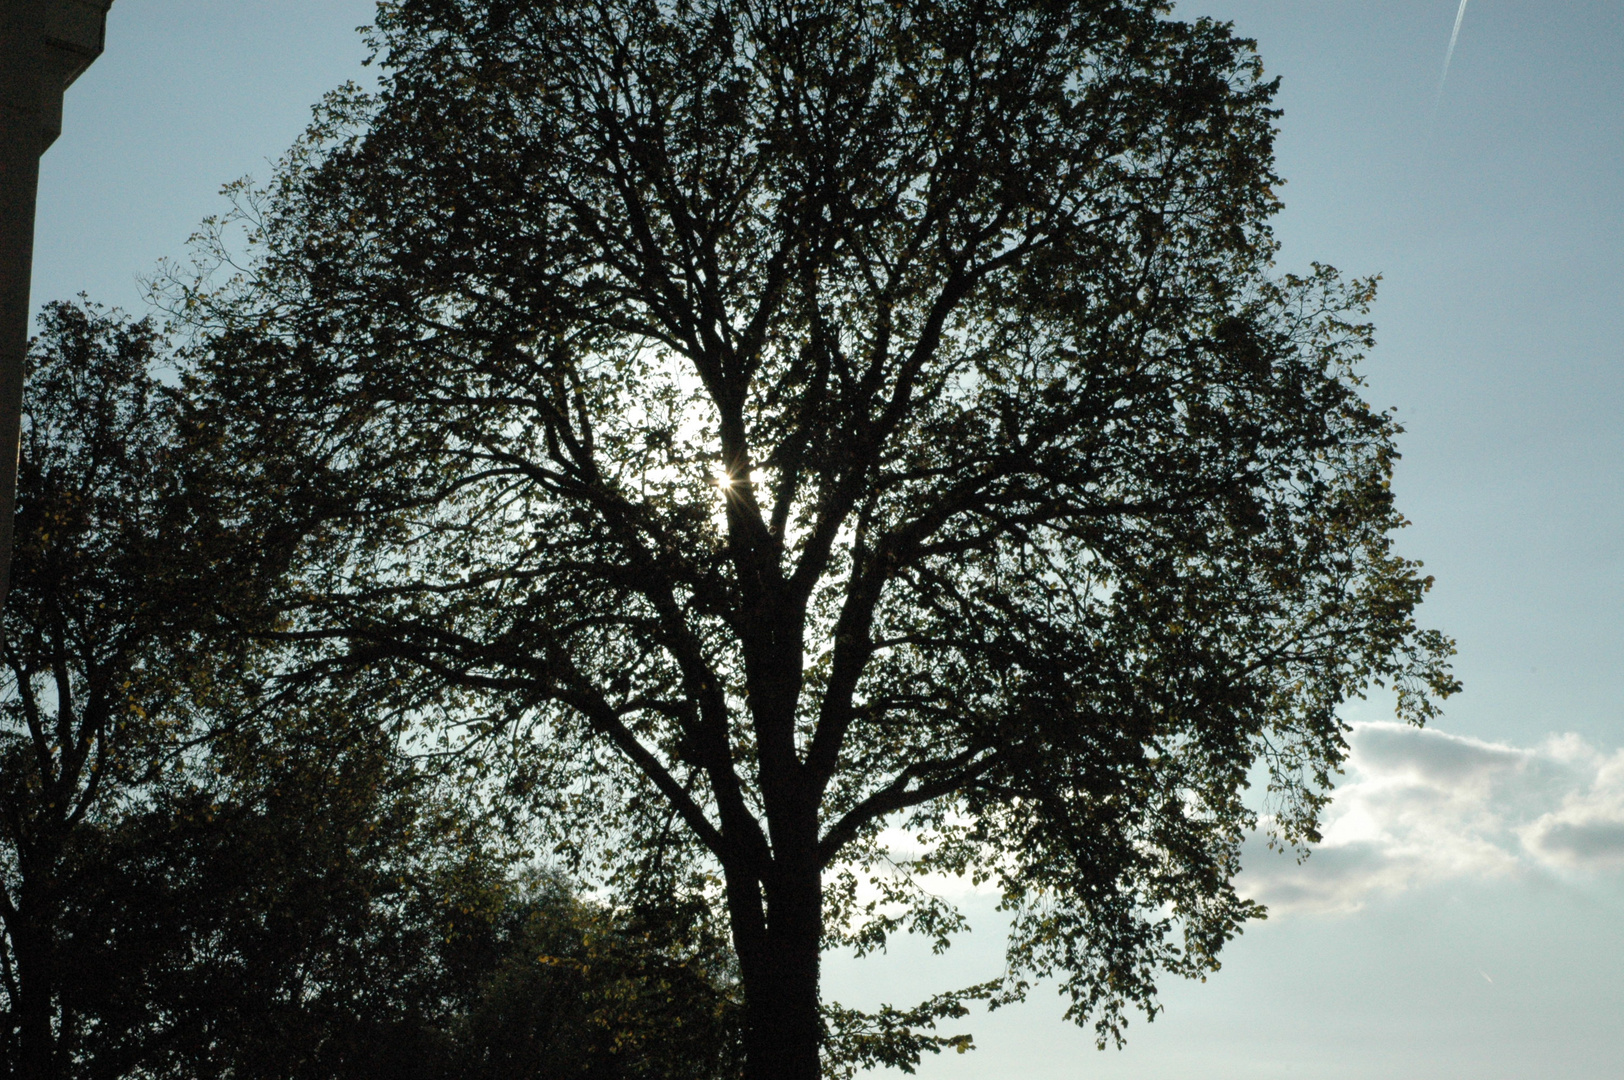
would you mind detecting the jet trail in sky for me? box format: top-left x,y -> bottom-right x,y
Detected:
1437,0 -> 1472,104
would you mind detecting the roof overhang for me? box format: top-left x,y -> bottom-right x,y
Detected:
37,0 -> 114,152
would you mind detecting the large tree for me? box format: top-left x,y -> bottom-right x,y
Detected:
174,1 -> 1457,1077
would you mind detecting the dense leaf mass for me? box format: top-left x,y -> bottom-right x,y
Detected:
173,1 -> 1456,1075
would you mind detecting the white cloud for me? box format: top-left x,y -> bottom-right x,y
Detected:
1239,723 -> 1624,914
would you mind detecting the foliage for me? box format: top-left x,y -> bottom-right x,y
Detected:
165,2 -> 1458,1077
25,716 -> 744,1080
1,301 -> 742,1080
443,878 -> 743,1080
0,299 -> 210,1080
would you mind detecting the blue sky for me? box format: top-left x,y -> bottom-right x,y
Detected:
31,2 -> 1624,1077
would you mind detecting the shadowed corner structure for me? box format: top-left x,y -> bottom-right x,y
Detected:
0,0 -> 113,611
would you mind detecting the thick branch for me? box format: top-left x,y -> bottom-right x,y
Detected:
816,749 -> 1000,868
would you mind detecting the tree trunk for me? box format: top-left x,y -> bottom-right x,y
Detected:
10,916 -> 59,1080
743,876 -> 824,1078
734,818 -> 824,1078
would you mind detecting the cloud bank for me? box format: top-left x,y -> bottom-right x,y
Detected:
1241,723 -> 1624,914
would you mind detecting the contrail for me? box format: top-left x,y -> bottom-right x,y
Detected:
1436,0 -> 1472,105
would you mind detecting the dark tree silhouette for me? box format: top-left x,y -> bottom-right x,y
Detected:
0,302 -> 204,1080
173,2 -> 1457,1077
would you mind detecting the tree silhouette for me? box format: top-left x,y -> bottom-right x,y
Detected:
173,2 -> 1457,1077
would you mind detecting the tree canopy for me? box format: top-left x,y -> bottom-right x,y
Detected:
171,2 -> 1457,1077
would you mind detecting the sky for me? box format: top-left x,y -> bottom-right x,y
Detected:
30,2 -> 1624,1077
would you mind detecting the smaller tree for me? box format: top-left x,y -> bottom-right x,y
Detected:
87,714 -> 744,1080
442,875 -> 743,1080
0,301 -> 207,1080
2,300 -> 744,1080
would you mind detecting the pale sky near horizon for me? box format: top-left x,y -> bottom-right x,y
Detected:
31,2 -> 1624,1077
